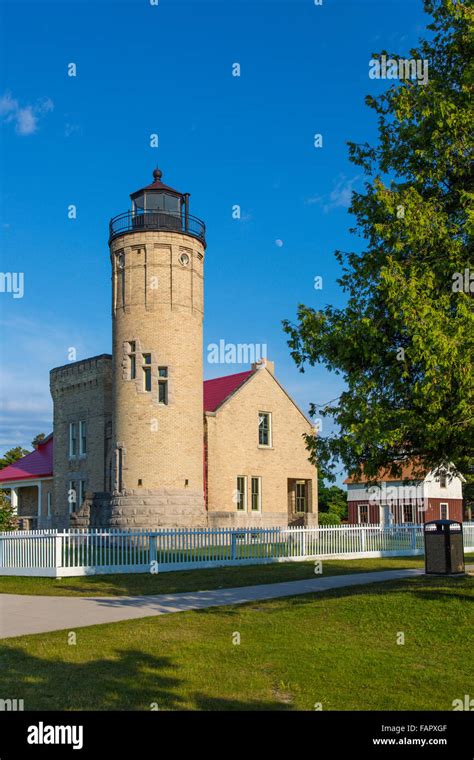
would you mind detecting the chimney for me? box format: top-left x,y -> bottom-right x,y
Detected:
252,358 -> 275,375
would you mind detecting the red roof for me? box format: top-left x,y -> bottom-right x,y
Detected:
0,436 -> 53,483
344,459 -> 429,484
204,370 -> 255,412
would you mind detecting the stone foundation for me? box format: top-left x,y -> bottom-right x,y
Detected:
108,488 -> 207,528
68,491 -> 317,530
69,492 -> 112,529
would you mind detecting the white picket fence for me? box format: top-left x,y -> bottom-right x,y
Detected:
0,523 -> 473,578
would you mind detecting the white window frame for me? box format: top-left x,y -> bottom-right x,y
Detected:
440,502 -> 449,520
251,476 -> 262,512
79,420 -> 87,456
358,504 -> 369,524
258,412 -> 272,448
69,422 -> 77,458
236,476 -> 247,512
78,480 -> 86,507
295,480 -> 307,513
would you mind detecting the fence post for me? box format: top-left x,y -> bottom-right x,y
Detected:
54,534 -> 63,577
360,529 -> 366,553
411,526 -> 417,551
149,533 -> 157,568
230,532 -> 237,561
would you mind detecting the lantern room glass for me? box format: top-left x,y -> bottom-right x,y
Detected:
132,192 -> 181,215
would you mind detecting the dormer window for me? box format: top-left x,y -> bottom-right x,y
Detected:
440,472 -> 447,488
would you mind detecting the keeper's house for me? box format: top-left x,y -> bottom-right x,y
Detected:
345,460 -> 464,525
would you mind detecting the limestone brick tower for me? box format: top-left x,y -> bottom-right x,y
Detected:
108,169 -> 206,527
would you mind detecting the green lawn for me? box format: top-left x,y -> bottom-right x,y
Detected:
1,574 -> 472,711
0,555 -> 442,596
0,554 -> 472,597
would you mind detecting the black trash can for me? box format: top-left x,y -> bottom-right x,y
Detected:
424,520 -> 465,575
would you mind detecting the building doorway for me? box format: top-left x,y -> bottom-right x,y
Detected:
288,479 -> 311,525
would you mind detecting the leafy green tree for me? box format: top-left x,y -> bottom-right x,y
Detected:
318,474 -> 347,519
318,512 -> 341,526
0,491 -> 18,532
284,0 -> 473,482
31,433 -> 46,448
0,446 -> 30,471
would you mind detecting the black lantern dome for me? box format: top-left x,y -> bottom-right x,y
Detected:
109,168 -> 206,246
130,168 -> 185,215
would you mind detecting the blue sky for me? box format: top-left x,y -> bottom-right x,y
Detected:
0,0 -> 431,481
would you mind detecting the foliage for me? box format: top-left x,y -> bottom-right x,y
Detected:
0,491 -> 18,531
318,511 -> 342,526
317,474 -> 347,518
283,0 -> 473,482
0,446 -> 30,471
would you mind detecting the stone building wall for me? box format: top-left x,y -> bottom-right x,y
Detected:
50,355 -> 113,529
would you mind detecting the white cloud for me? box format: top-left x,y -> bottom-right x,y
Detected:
305,175 -> 361,214
0,91 -> 54,136
64,122 -> 82,138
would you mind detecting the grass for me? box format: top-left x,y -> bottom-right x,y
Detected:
0,573 -> 472,711
0,554 -> 472,597
0,555 -> 455,597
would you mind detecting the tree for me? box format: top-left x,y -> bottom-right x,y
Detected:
0,446 -> 30,471
317,474 -> 347,519
318,512 -> 342,526
0,491 -> 18,531
31,433 -> 46,448
283,0 -> 473,482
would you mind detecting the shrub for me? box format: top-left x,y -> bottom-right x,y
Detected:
318,512 -> 341,526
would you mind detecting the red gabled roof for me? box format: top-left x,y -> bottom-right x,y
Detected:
344,459 -> 429,485
203,370 -> 255,413
0,436 -> 54,483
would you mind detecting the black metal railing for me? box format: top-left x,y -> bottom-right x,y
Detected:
109,210 -> 206,245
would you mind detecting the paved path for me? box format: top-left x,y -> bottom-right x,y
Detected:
0,568 -> 427,639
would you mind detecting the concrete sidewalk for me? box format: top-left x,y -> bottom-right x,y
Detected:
0,568 -> 426,639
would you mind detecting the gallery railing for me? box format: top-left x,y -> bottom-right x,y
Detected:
109,209 -> 206,245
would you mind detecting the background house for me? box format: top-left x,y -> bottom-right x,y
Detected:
345,461 -> 464,525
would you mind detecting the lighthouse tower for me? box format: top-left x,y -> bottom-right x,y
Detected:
108,169 -> 206,527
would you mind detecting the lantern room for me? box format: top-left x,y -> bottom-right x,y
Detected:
130,168 -> 186,216
109,168 -> 206,246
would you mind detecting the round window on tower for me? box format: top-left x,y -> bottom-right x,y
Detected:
179,252 -> 190,267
